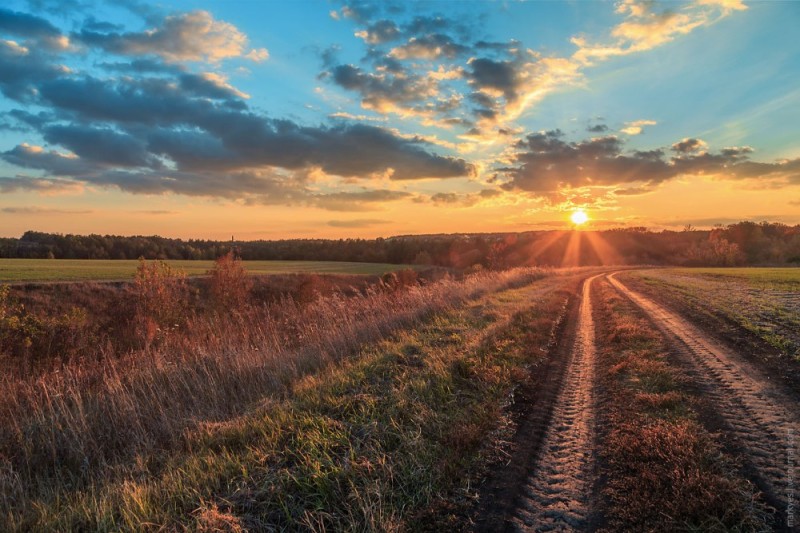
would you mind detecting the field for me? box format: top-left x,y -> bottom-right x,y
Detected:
0,259 -> 417,282
0,264 -> 797,531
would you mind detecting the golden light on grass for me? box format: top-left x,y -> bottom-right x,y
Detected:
571,209 -> 589,226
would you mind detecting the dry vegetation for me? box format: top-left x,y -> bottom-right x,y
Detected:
0,257 -> 572,530
593,278 -> 771,531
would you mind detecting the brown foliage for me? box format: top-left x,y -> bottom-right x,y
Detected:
207,251 -> 253,311
132,258 -> 188,344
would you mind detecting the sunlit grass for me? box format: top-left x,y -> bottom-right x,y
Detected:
0,259 -> 420,282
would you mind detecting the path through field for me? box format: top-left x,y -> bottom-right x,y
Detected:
609,272 -> 799,518
511,274 -> 602,531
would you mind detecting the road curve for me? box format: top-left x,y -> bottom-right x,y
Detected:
511,274 -> 602,531
608,272 -> 799,520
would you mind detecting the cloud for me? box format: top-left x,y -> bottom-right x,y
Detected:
389,34 -> 469,60
355,20 -> 401,44
2,143 -> 98,175
587,123 -> 608,133
0,205 -> 92,214
572,0 -> 747,65
327,218 -> 391,228
671,137 -> 708,153
0,176 -> 83,194
0,8 -> 69,50
25,73 -> 475,181
327,63 -> 438,114
178,72 -> 249,100
314,189 -> 412,211
42,124 -> 162,168
0,39 -> 68,100
501,130 -> 800,194
429,188 -> 502,207
621,119 -> 656,135
76,10 -> 268,63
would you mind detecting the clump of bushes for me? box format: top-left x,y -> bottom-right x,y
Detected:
0,284 -> 94,363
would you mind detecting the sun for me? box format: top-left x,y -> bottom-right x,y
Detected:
570,209 -> 589,226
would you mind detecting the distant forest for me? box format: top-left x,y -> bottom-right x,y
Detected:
1,222 -> 798,268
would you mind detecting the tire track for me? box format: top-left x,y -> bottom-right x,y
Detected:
608,272 -> 799,520
511,274 -> 601,532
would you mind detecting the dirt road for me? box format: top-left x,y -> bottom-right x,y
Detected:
609,272 -> 799,520
509,274 -> 602,531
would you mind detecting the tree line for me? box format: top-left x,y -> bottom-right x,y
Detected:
0,222 -> 798,267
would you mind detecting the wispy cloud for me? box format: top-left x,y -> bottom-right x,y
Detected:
327,218 -> 391,228
621,119 -> 656,135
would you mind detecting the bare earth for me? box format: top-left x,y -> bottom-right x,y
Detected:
511,274 -> 601,531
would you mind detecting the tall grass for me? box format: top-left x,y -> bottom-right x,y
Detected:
0,267 -> 545,522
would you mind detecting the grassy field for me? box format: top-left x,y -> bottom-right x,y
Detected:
663,267 -> 800,288
0,259 -> 416,282
622,267 -> 800,360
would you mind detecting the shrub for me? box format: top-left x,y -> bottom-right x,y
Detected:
208,251 -> 253,311
132,258 -> 188,344
0,285 -> 95,362
381,269 -> 418,291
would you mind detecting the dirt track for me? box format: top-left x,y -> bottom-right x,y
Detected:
609,272 -> 799,520
477,270 -> 798,531
509,274 -> 602,531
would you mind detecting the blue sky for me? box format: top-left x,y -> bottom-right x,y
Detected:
0,0 -> 798,238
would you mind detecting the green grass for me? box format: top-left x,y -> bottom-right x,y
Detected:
595,278 -> 770,531
626,267 -> 800,359
666,267 -> 800,289
3,272 -> 572,530
0,259 -> 418,282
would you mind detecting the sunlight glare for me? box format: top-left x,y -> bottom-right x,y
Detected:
570,209 -> 589,226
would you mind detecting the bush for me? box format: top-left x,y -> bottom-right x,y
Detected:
208,251 -> 253,311
381,269 -> 419,291
132,258 -> 188,344
0,285 -> 95,362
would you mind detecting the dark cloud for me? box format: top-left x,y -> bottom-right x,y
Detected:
0,8 -> 67,49
671,137 -> 706,154
0,40 -> 66,100
329,64 -> 436,109
42,124 -> 161,168
429,188 -> 502,207
178,72 -> 247,101
356,19 -> 401,44
502,131 -> 800,193
0,2 -> 467,208
2,144 -> 99,176
587,123 -> 608,133
389,33 -> 470,60
97,58 -> 182,74
467,58 -> 518,100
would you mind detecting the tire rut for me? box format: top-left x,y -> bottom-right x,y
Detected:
510,274 -> 601,532
608,272 -> 799,522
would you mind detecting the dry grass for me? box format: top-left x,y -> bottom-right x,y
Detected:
595,279 -> 771,531
0,266 -> 552,530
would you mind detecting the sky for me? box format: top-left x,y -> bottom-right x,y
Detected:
0,0 -> 798,239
